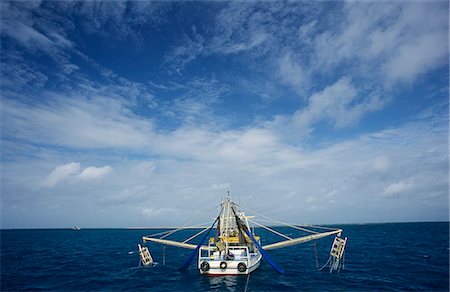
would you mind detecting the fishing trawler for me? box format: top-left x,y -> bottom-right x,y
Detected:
138,193 -> 347,275
197,197 -> 262,275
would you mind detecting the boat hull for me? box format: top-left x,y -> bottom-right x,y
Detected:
199,253 -> 262,276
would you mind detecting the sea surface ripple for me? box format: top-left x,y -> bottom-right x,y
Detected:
1,222 -> 449,291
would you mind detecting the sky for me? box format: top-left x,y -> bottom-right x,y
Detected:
0,1 -> 448,228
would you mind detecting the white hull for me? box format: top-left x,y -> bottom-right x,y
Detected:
199,253 -> 262,276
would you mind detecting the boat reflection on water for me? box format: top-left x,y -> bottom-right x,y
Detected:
201,275 -> 240,290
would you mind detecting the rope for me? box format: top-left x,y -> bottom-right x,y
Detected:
182,226 -> 210,243
318,257 -> 331,271
343,252 -> 346,270
304,224 -> 339,231
163,245 -> 166,266
146,229 -> 174,238
251,218 -> 318,234
238,205 -> 321,234
248,219 -> 293,240
244,271 -> 251,292
314,240 -> 319,269
178,215 -> 220,272
160,204 -> 219,239
317,256 -> 344,273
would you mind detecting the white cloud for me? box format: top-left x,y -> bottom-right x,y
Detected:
2,108 -> 447,227
0,2 -> 74,62
384,31 -> 448,85
311,1 -> 448,85
207,1 -> 312,58
382,180 -> 415,197
216,31 -> 269,55
164,32 -> 205,74
4,22 -> 53,49
289,77 -> 385,136
278,53 -> 311,95
298,20 -> 317,42
43,162 -> 80,187
371,156 -> 391,173
77,1 -> 127,31
1,60 -> 48,89
1,96 -> 154,149
141,207 -> 177,218
164,3 -> 282,71
43,162 -> 112,188
78,166 -> 113,180
160,77 -> 229,127
69,1 -> 169,42
133,161 -> 156,176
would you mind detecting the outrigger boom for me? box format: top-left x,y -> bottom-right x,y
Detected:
139,194 -> 347,275
142,237 -> 198,250
144,226 -> 342,251
263,229 -> 342,250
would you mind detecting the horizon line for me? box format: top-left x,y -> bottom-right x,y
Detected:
1,220 -> 449,230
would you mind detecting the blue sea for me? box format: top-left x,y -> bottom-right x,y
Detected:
1,222 -> 449,291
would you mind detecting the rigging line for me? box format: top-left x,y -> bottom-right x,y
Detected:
240,206 -> 319,234
160,226 -> 189,239
300,224 -> 339,231
314,240 -> 319,269
160,204 -> 220,239
178,215 -> 220,272
251,218 -> 318,234
285,225 -> 318,234
237,205 -> 313,232
163,245 -> 166,266
147,224 -> 208,239
239,204 -> 340,232
185,221 -> 216,229
342,252 -> 346,270
244,272 -> 251,292
231,207 -> 284,274
248,219 -> 293,240
145,229 -> 174,238
182,227 -> 210,244
319,256 -> 331,271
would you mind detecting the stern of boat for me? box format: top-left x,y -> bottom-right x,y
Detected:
198,246 -> 262,276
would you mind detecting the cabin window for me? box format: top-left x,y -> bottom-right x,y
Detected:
200,249 -> 209,258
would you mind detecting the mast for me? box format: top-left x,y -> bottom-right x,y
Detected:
219,196 -> 236,237
220,197 -> 234,238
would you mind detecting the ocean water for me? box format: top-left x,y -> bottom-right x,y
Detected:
1,222 -> 449,291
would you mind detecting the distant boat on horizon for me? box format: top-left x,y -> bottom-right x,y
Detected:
72,226 -> 81,231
